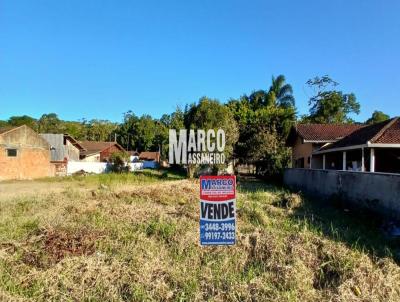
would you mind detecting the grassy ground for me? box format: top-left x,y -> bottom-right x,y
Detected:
0,172 -> 399,301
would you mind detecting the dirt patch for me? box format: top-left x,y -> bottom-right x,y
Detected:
20,228 -> 102,269
44,228 -> 100,262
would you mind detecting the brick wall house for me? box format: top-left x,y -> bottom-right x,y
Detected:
0,125 -> 54,181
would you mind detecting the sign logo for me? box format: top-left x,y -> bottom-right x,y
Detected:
168,129 -> 226,164
199,175 -> 236,245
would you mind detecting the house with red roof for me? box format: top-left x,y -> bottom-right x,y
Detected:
79,141 -> 126,162
287,118 -> 400,173
313,117 -> 400,173
286,123 -> 363,168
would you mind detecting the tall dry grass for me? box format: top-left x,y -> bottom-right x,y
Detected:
0,174 -> 399,301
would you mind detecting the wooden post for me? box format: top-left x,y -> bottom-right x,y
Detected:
342,151 -> 347,171
323,154 -> 326,170
370,148 -> 375,172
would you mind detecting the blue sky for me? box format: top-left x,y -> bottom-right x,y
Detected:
1,0 -> 399,123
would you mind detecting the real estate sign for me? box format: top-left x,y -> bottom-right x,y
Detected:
200,175 -> 236,245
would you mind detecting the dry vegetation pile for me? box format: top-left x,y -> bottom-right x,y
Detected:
0,172 -> 399,301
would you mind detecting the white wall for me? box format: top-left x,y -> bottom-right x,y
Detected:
128,162 -> 143,171
81,153 -> 101,162
67,161 -> 108,174
67,161 -> 144,175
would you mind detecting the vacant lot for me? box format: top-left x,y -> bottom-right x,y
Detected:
0,171 -> 399,301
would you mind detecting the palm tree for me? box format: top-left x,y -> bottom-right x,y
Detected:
267,75 -> 295,108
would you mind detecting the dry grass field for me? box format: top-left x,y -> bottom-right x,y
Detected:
0,171 -> 400,301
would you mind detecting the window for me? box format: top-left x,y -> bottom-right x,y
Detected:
7,149 -> 17,157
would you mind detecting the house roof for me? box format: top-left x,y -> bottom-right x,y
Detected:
64,134 -> 86,151
79,141 -> 125,156
40,133 -> 86,151
286,123 -> 364,146
317,117 -> 400,152
139,151 -> 160,161
372,117 -> 400,144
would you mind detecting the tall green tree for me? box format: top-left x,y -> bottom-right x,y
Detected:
38,113 -> 62,133
227,75 -> 296,178
86,119 -> 117,141
62,121 -> 87,140
267,75 -> 296,108
117,111 -> 139,151
135,115 -> 158,151
305,76 -> 360,123
8,115 -> 38,130
184,97 -> 239,176
365,110 -> 390,125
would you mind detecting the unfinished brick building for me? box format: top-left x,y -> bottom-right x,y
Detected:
0,125 -> 54,181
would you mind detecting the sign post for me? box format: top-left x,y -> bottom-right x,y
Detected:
199,175 -> 236,245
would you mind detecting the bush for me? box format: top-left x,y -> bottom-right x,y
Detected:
275,192 -> 302,209
109,151 -> 130,173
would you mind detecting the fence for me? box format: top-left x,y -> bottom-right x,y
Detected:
283,168 -> 400,219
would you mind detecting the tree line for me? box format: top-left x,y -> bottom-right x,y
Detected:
0,75 -> 391,178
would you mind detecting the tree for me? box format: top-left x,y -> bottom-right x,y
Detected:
117,111 -> 173,155
267,75 -> 295,108
86,119 -> 117,141
135,115 -> 158,151
227,75 -> 296,179
366,111 -> 390,125
305,76 -> 360,123
62,121 -> 87,140
109,151 -> 130,173
38,113 -> 62,133
184,97 -> 239,176
230,105 -> 293,178
8,115 -> 38,130
117,111 -> 139,151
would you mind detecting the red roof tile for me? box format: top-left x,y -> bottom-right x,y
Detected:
80,141 -> 125,156
286,123 -> 364,146
139,151 -> 160,161
372,118 -> 400,144
318,117 -> 400,151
